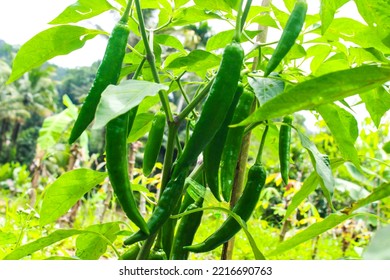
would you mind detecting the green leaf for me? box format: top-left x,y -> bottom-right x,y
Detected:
320,0 -> 350,34
127,113 -> 154,142
355,0 -> 390,31
186,178 -> 207,202
194,0 -> 232,13
270,213 -> 351,256
360,86 -> 390,128
284,172 -> 319,221
0,232 -> 17,245
349,183 -> 390,213
248,74 -> 285,105
284,159 -> 345,221
324,18 -> 390,53
49,0 -> 114,24
172,6 -> 222,26
3,229 -> 83,260
165,50 -> 221,77
238,66 -> 390,126
175,0 -> 191,8
317,103 -> 360,168
94,80 -> 168,129
7,25 -> 103,84
297,131 -> 335,205
154,34 -> 186,53
384,142 -> 390,154
335,179 -> 370,201
206,30 -> 260,51
37,108 -> 74,150
363,225 -> 390,260
306,44 -> 332,73
40,169 -> 107,226
76,222 -> 120,260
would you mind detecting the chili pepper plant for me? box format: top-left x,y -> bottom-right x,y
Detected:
3,0 -> 390,260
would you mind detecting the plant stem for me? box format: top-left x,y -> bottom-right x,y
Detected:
119,0 -> 133,23
134,0 -> 173,123
234,0 -> 246,42
177,76 -> 215,121
240,0 -> 253,30
256,121 -> 269,165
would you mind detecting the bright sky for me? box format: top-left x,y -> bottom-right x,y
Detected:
0,0 -> 115,68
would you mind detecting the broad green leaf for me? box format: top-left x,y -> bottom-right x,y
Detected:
45,256 -> 79,260
360,86 -> 390,128
94,80 -> 168,129
165,50 -> 221,77
384,142 -> 390,154
238,66 -> 390,126
284,172 -> 319,221
194,0 -> 232,13
3,229 -> 82,260
0,232 -> 17,245
335,179 -> 370,201
7,26 -> 103,84
314,52 -> 349,76
172,6 -> 222,26
248,74 -> 285,105
40,169 -> 107,226
127,113 -> 154,142
154,34 -> 186,52
363,225 -> 390,260
284,159 -> 345,221
349,183 -> 390,213
174,0 -> 191,8
49,0 -> 114,24
324,18 -> 390,53
320,0 -> 350,34
206,30 -> 260,51
298,131 -> 335,205
344,162 -> 374,187
250,13 -> 279,29
306,44 -> 332,73
317,103 -> 360,168
355,0 -> 390,31
348,47 -> 384,66
270,213 -> 352,256
76,222 -> 120,260
37,108 -> 74,150
270,213 -> 351,256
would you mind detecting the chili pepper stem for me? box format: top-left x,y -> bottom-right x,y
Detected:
120,0 -> 133,23
234,0 -> 246,42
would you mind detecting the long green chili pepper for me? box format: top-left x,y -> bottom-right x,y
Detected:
69,3 -> 132,144
220,89 -> 255,202
142,111 -> 166,176
203,84 -> 243,202
184,163 -> 266,253
172,42 -> 244,178
171,197 -> 204,260
124,170 -> 188,246
279,115 -> 293,185
105,112 -> 149,235
264,0 -> 307,77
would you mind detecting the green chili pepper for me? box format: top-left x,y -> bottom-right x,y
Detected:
105,112 -> 149,234
143,111 -> 166,176
220,89 -> 255,202
279,115 -> 293,185
184,163 -> 266,253
172,42 -> 244,178
264,0 -> 307,77
203,84 -> 243,201
124,170 -> 188,246
148,248 -> 167,260
119,243 -> 141,260
171,197 -> 204,260
68,7 -> 131,144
